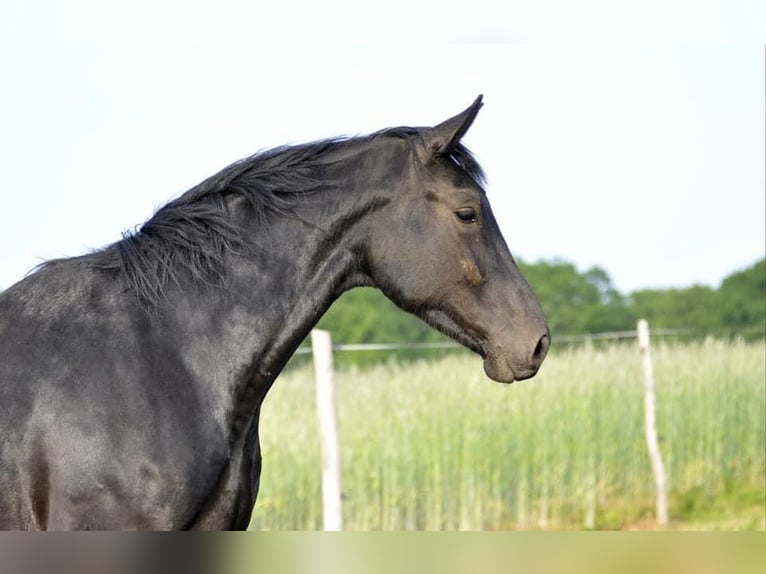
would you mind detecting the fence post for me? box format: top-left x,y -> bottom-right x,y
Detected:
637,319 -> 669,527
311,329 -> 343,531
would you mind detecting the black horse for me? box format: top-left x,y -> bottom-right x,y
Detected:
0,96 -> 549,530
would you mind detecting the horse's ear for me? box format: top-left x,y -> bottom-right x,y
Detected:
419,95 -> 483,159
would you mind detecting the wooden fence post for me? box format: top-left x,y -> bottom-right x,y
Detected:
311,329 -> 343,531
637,319 -> 669,527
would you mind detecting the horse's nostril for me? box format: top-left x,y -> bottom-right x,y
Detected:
533,332 -> 550,363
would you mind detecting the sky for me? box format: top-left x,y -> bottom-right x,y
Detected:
1,2 -> 764,294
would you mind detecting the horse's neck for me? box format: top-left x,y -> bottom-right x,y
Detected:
238,225 -> 362,376
167,188 -> 373,437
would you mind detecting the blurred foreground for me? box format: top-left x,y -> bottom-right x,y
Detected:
1,533 -> 764,574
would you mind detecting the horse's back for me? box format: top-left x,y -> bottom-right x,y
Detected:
0,259 -> 131,406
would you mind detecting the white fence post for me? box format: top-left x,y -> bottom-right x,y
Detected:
637,319 -> 669,527
311,329 -> 343,531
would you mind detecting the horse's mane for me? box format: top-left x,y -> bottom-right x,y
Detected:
86,127 -> 484,306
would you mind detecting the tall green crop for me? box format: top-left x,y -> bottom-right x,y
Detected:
250,339 -> 765,530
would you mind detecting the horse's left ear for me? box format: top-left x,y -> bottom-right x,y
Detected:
420,95 -> 484,159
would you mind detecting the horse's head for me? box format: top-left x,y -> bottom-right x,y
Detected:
363,96 -> 549,383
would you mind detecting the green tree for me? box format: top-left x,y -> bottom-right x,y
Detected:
716,258 -> 766,333
629,258 -> 765,334
629,285 -> 720,330
518,259 -> 635,335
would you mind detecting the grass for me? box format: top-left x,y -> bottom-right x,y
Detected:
248,338 -> 765,530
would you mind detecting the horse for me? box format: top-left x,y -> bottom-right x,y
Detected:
0,96 -> 549,530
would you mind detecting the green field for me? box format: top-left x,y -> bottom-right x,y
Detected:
249,338 -> 765,530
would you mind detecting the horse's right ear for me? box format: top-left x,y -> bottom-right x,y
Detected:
418,95 -> 484,161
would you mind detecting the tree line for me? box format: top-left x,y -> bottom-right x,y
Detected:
315,256 -> 765,358
517,257 -> 765,337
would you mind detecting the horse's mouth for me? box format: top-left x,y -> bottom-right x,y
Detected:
481,351 -> 517,384
421,307 -> 488,358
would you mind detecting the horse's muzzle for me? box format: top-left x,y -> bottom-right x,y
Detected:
483,330 -> 550,383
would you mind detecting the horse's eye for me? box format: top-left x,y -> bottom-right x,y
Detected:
455,207 -> 477,223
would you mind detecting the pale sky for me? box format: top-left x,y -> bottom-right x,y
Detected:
1,2 -> 764,293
